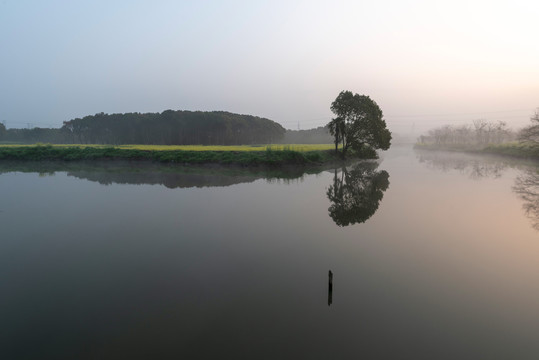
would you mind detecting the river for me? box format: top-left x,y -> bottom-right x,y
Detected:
1,145 -> 538,359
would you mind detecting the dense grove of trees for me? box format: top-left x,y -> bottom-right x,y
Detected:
417,120 -> 515,146
1,127 -> 66,143
280,126 -> 333,144
61,110 -> 285,145
0,111 -> 286,145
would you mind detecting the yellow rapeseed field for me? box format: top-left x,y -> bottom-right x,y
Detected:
0,143 -> 334,152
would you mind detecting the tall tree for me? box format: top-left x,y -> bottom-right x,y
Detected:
0,122 -> 6,140
518,108 -> 539,144
329,91 -> 391,158
328,117 -> 344,152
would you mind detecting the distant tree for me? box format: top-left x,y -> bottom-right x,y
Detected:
518,108 -> 539,144
326,162 -> 390,226
328,91 -> 391,158
281,126 -> 333,144
419,120 -> 514,147
513,169 -> 539,231
0,122 -> 6,140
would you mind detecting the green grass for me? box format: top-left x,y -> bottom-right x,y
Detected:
414,142 -> 539,159
0,143 -> 334,152
481,142 -> 539,158
0,143 -> 347,166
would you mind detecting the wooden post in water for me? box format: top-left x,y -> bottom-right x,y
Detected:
328,270 -> 333,306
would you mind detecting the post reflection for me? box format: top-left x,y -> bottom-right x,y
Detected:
328,270 -> 333,307
326,162 -> 390,227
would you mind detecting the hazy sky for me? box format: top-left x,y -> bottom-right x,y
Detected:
1,0 -> 538,134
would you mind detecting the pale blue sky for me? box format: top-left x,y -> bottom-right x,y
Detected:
1,0 -> 538,133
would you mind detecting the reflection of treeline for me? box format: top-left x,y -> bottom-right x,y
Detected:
513,169 -> 539,231
415,150 -> 513,179
0,161 -> 329,189
417,120 -> 515,147
416,148 -> 539,231
0,110 -> 286,145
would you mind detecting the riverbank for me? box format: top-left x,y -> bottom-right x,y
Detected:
0,144 -> 377,166
414,142 -> 539,160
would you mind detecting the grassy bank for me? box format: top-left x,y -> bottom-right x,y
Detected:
0,143 -> 363,166
0,143 -> 335,152
414,142 -> 539,160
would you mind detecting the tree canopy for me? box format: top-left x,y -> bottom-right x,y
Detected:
1,111 -> 285,145
328,91 -> 391,158
60,110 -> 285,145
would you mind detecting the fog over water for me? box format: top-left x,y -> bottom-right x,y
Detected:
1,146 -> 539,358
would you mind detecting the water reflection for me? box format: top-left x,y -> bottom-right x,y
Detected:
513,169 -> 539,231
328,270 -> 333,307
326,162 -> 390,227
416,150 -> 508,179
415,149 -> 539,231
0,161 -> 326,189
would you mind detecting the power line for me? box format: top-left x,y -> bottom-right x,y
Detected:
386,108 -> 533,118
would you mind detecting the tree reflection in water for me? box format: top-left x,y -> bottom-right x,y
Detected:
415,149 -> 539,231
326,162 -> 390,227
513,169 -> 539,231
416,150 -> 507,179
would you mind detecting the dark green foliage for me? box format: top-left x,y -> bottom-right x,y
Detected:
1,111 -> 285,145
328,91 -> 392,158
1,127 -> 66,144
0,122 -> 5,140
60,110 -> 285,145
351,145 -> 378,159
326,161 -> 390,226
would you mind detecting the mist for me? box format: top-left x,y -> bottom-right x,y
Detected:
1,0 -> 537,134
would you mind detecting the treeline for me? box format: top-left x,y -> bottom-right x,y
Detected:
280,126 -> 333,144
0,127 -> 66,144
417,120 -> 515,147
63,110 -> 285,145
0,110 -> 286,145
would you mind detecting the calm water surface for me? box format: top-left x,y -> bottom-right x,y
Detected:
1,146 -> 538,359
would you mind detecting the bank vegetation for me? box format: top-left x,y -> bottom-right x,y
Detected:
415,112 -> 539,159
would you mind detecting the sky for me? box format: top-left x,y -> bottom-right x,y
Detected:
1,0 -> 538,135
